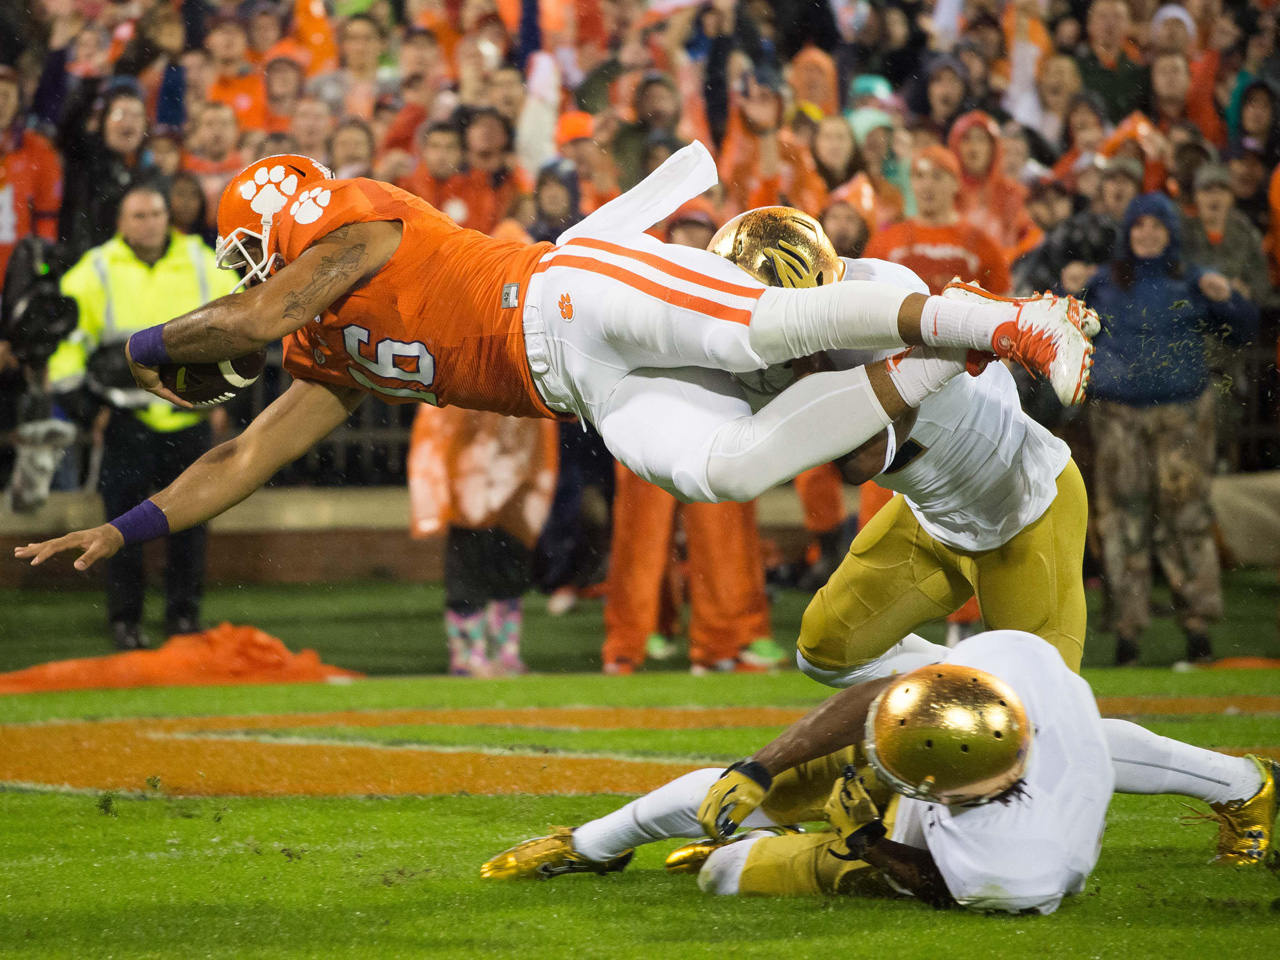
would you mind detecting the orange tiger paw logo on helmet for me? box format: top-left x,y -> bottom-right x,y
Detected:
558,293 -> 574,320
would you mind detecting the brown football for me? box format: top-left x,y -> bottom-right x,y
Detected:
159,349 -> 267,407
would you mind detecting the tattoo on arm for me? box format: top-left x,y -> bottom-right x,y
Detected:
281,242 -> 368,323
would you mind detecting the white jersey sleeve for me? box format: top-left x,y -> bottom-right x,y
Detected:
889,631 -> 1114,915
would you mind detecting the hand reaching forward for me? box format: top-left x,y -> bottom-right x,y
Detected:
14,524 -> 124,571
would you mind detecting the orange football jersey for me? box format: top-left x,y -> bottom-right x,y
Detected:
274,178 -> 557,418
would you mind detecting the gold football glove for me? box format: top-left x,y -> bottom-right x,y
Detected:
698,760 -> 774,840
824,766 -> 881,839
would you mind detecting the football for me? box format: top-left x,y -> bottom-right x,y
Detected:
158,349 -> 267,407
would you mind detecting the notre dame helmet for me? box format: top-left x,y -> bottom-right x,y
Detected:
864,663 -> 1032,806
708,207 -> 844,288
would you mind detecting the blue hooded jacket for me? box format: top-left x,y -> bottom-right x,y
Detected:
1085,193 -> 1258,406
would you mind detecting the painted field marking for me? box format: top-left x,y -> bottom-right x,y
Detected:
0,699 -> 1275,798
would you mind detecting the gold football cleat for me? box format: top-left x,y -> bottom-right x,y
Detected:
1207,756 -> 1278,865
664,839 -> 730,875
479,827 -> 633,880
664,827 -> 802,875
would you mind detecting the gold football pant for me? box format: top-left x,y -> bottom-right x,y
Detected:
798,459 -> 1088,673
737,746 -> 899,897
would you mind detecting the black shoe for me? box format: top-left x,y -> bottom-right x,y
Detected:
1185,632 -> 1215,665
110,622 -> 148,650
1114,634 -> 1141,667
166,617 -> 201,638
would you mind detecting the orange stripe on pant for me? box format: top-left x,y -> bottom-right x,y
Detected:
604,464 -> 771,668
563,238 -> 765,301
534,254 -> 755,325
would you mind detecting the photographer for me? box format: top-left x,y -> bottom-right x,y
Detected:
46,184 -> 236,649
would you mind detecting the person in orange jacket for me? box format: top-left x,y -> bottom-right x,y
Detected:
601,212 -> 782,675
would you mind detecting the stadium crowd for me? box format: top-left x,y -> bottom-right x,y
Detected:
1,0 -> 1278,667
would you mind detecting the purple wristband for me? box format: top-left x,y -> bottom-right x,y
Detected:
108,500 -> 170,545
127,325 -> 170,367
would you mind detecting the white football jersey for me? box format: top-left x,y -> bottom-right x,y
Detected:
878,363 -> 1071,552
837,257 -> 1070,553
889,631 -> 1113,915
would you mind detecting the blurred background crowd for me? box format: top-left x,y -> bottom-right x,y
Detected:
1,0 -> 1278,670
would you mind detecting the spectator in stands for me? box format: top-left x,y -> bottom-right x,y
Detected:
1012,179 -> 1074,294
47,184 -> 236,650
57,82 -> 150,257
812,115 -> 861,193
527,160 -> 581,244
1086,193 -> 1258,666
329,116 -> 375,178
263,56 -> 306,134
1183,164 -> 1275,308
1035,156 -> 1141,296
402,121 -> 466,216
864,146 -> 1010,294
167,171 -> 215,247
1228,142 -> 1272,233
310,13 -> 397,121
461,107 -> 529,233
1232,79 -> 1280,166
819,200 -> 869,259
949,110 -> 1038,256
1076,0 -> 1148,123
205,15 -> 266,131
921,55 -> 970,136
184,101 -> 243,217
609,72 -> 685,191
289,95 -> 337,165
0,66 -> 61,282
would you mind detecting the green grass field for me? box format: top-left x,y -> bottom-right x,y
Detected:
1,575 -> 1279,958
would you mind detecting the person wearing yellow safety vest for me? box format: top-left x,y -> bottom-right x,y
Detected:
47,184 -> 237,650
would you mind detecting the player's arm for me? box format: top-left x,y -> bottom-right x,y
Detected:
125,221 -> 402,402
860,840 -> 955,909
13,379 -> 364,571
698,677 -> 894,839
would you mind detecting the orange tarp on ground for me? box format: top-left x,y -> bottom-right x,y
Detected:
0,623 -> 361,694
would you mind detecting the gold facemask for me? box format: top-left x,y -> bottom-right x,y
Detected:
864,663 -> 1032,806
708,206 -> 845,288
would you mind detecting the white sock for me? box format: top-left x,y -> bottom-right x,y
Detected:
919,296 -> 1005,352
572,768 -> 723,861
698,837 -> 760,895
699,365 -> 893,503
884,347 -> 968,407
797,633 -> 947,688
1104,719 -> 1264,805
748,282 -> 910,363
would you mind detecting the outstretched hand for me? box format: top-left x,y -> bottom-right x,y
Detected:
125,340 -> 193,409
14,524 -> 125,571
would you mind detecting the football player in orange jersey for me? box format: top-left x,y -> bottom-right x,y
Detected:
16,146 -> 1098,572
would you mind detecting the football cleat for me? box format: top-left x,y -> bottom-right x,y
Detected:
479,827 -> 634,880
739,638 -> 788,670
941,280 -> 1099,407
664,839 -> 731,874
1206,756 -> 1278,865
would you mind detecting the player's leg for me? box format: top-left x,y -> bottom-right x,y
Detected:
967,459 -> 1089,672
795,495 -> 967,687
569,768 -> 785,862
597,363 -> 950,504
1105,719 -> 1277,864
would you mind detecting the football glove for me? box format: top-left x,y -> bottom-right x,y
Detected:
824,765 -> 881,839
698,760 -> 774,840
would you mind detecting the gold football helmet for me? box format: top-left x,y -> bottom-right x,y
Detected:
864,663 -> 1032,806
708,207 -> 844,288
